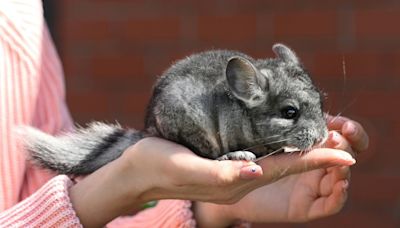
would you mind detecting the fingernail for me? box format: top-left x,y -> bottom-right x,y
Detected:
345,123 -> 357,136
238,161 -> 256,167
240,165 -> 263,180
342,180 -> 349,192
327,131 -> 340,147
339,152 -> 356,165
332,131 -> 342,145
247,161 -> 257,166
328,116 -> 346,124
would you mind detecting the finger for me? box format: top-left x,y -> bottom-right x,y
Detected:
172,155 -> 239,185
188,159 -> 263,187
324,131 -> 355,157
320,166 -> 350,196
309,179 -> 349,219
333,166 -> 351,181
326,115 -> 350,131
256,149 -> 356,180
188,159 -> 263,203
143,137 -> 259,187
239,162 -> 264,180
326,116 -> 369,153
163,158 -> 260,203
342,120 -> 369,153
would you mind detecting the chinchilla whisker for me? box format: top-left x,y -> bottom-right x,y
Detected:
324,111 -> 330,121
279,166 -> 291,177
248,134 -> 282,142
262,138 -> 291,145
329,54 -> 362,123
254,148 -> 285,162
244,138 -> 291,151
329,112 -> 343,125
336,97 -> 359,121
266,134 -> 281,139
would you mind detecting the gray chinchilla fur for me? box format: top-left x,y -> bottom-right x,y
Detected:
20,43 -> 328,175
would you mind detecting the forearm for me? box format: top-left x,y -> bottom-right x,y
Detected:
69,156 -> 150,227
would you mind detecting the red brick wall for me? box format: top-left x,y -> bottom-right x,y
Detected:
54,1 -> 400,227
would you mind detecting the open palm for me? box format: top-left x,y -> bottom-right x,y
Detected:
195,116 -> 368,227
222,116 -> 368,224
230,165 -> 349,223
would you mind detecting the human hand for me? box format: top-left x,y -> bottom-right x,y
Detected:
70,136 -> 355,227
326,115 -> 369,156
118,137 -> 354,203
194,116 -> 369,227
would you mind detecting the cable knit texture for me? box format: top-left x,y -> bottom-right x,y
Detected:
0,0 -> 195,227
0,176 -> 81,227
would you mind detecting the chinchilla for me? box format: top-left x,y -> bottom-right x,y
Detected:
20,43 -> 328,175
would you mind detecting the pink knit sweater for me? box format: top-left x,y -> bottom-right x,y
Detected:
0,1 -> 195,227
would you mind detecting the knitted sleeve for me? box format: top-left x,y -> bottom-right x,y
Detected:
0,1 -> 197,227
0,176 -> 81,227
0,1 -> 82,226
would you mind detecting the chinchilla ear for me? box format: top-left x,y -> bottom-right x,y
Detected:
272,43 -> 299,64
226,56 -> 267,108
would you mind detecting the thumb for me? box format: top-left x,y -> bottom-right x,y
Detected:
195,159 -> 264,186
256,149 -> 356,180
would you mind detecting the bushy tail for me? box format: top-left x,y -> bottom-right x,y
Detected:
18,122 -> 144,175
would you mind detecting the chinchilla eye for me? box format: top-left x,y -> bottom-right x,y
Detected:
281,106 -> 299,119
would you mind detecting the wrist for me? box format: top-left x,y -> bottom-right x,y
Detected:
69,155 -> 148,227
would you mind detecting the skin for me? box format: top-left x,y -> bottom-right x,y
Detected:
69,116 -> 368,227
194,116 -> 369,227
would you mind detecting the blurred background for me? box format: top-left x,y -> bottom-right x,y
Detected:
43,0 -> 399,227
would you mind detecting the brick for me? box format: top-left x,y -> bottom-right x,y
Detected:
67,92 -> 111,116
313,51 -> 387,79
119,16 -> 181,43
393,52 -> 400,75
350,174 -> 400,205
368,139 -> 400,174
118,91 -> 151,114
347,91 -> 400,119
68,90 -> 150,127
351,0 -> 400,9
89,55 -> 145,79
319,91 -> 352,114
274,11 -> 338,38
62,57 -> 86,80
308,210 -> 397,228
312,52 -> 349,78
89,76 -> 154,95
355,9 -> 400,39
65,74 -> 94,94
61,18 -> 112,42
117,91 -> 153,129
197,14 -> 258,43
